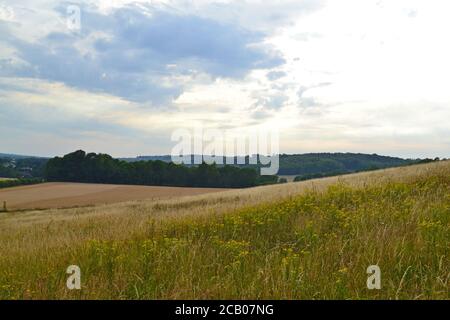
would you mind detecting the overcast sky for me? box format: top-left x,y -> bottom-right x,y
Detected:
0,0 -> 449,158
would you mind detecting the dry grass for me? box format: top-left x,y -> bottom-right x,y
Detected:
0,161 -> 448,299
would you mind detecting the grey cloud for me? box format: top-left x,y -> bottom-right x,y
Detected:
298,85 -> 309,98
92,6 -> 284,77
255,93 -> 288,110
192,0 -> 326,32
1,4 -> 284,104
251,109 -> 272,120
298,82 -> 332,97
267,70 -> 287,81
297,82 -> 332,108
299,96 -> 319,108
0,98 -> 142,139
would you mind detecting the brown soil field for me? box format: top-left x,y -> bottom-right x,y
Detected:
0,182 -> 230,210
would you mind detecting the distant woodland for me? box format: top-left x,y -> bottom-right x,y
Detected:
1,150 -> 438,187
45,150 -> 277,188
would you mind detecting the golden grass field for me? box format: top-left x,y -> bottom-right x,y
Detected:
0,182 -> 229,210
0,161 -> 448,299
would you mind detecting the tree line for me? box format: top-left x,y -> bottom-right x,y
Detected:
0,178 -> 43,189
277,153 -> 418,175
45,150 -> 278,188
0,157 -> 47,178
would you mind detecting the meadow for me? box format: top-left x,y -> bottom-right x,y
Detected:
0,161 -> 448,299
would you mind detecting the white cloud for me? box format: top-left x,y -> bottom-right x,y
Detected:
0,0 -> 449,158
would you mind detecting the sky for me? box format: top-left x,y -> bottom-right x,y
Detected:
0,0 -> 449,158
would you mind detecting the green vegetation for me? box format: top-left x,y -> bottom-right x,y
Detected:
45,150 -> 278,188
278,153 -> 417,176
0,178 -> 43,189
294,172 -> 339,182
0,162 -> 448,299
1,152 -> 423,182
0,163 -> 16,178
0,157 -> 48,179
44,151 -> 421,188
292,158 -> 443,182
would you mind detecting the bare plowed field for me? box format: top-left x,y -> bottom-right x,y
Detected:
0,182 -> 229,210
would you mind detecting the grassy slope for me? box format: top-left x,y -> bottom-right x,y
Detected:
0,161 -> 448,299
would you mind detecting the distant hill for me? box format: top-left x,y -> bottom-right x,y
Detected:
276,153 -> 418,176
2,151 -> 428,180
0,153 -> 48,160
122,152 -> 421,176
120,155 -> 173,162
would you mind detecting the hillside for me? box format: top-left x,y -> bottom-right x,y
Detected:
1,151 -> 423,181
277,153 -> 417,175
0,161 -> 448,299
124,153 -> 419,176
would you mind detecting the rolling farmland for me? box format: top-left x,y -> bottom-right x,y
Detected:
0,161 -> 448,299
0,182 -> 229,210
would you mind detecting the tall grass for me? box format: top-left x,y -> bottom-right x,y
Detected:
0,162 -> 448,299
